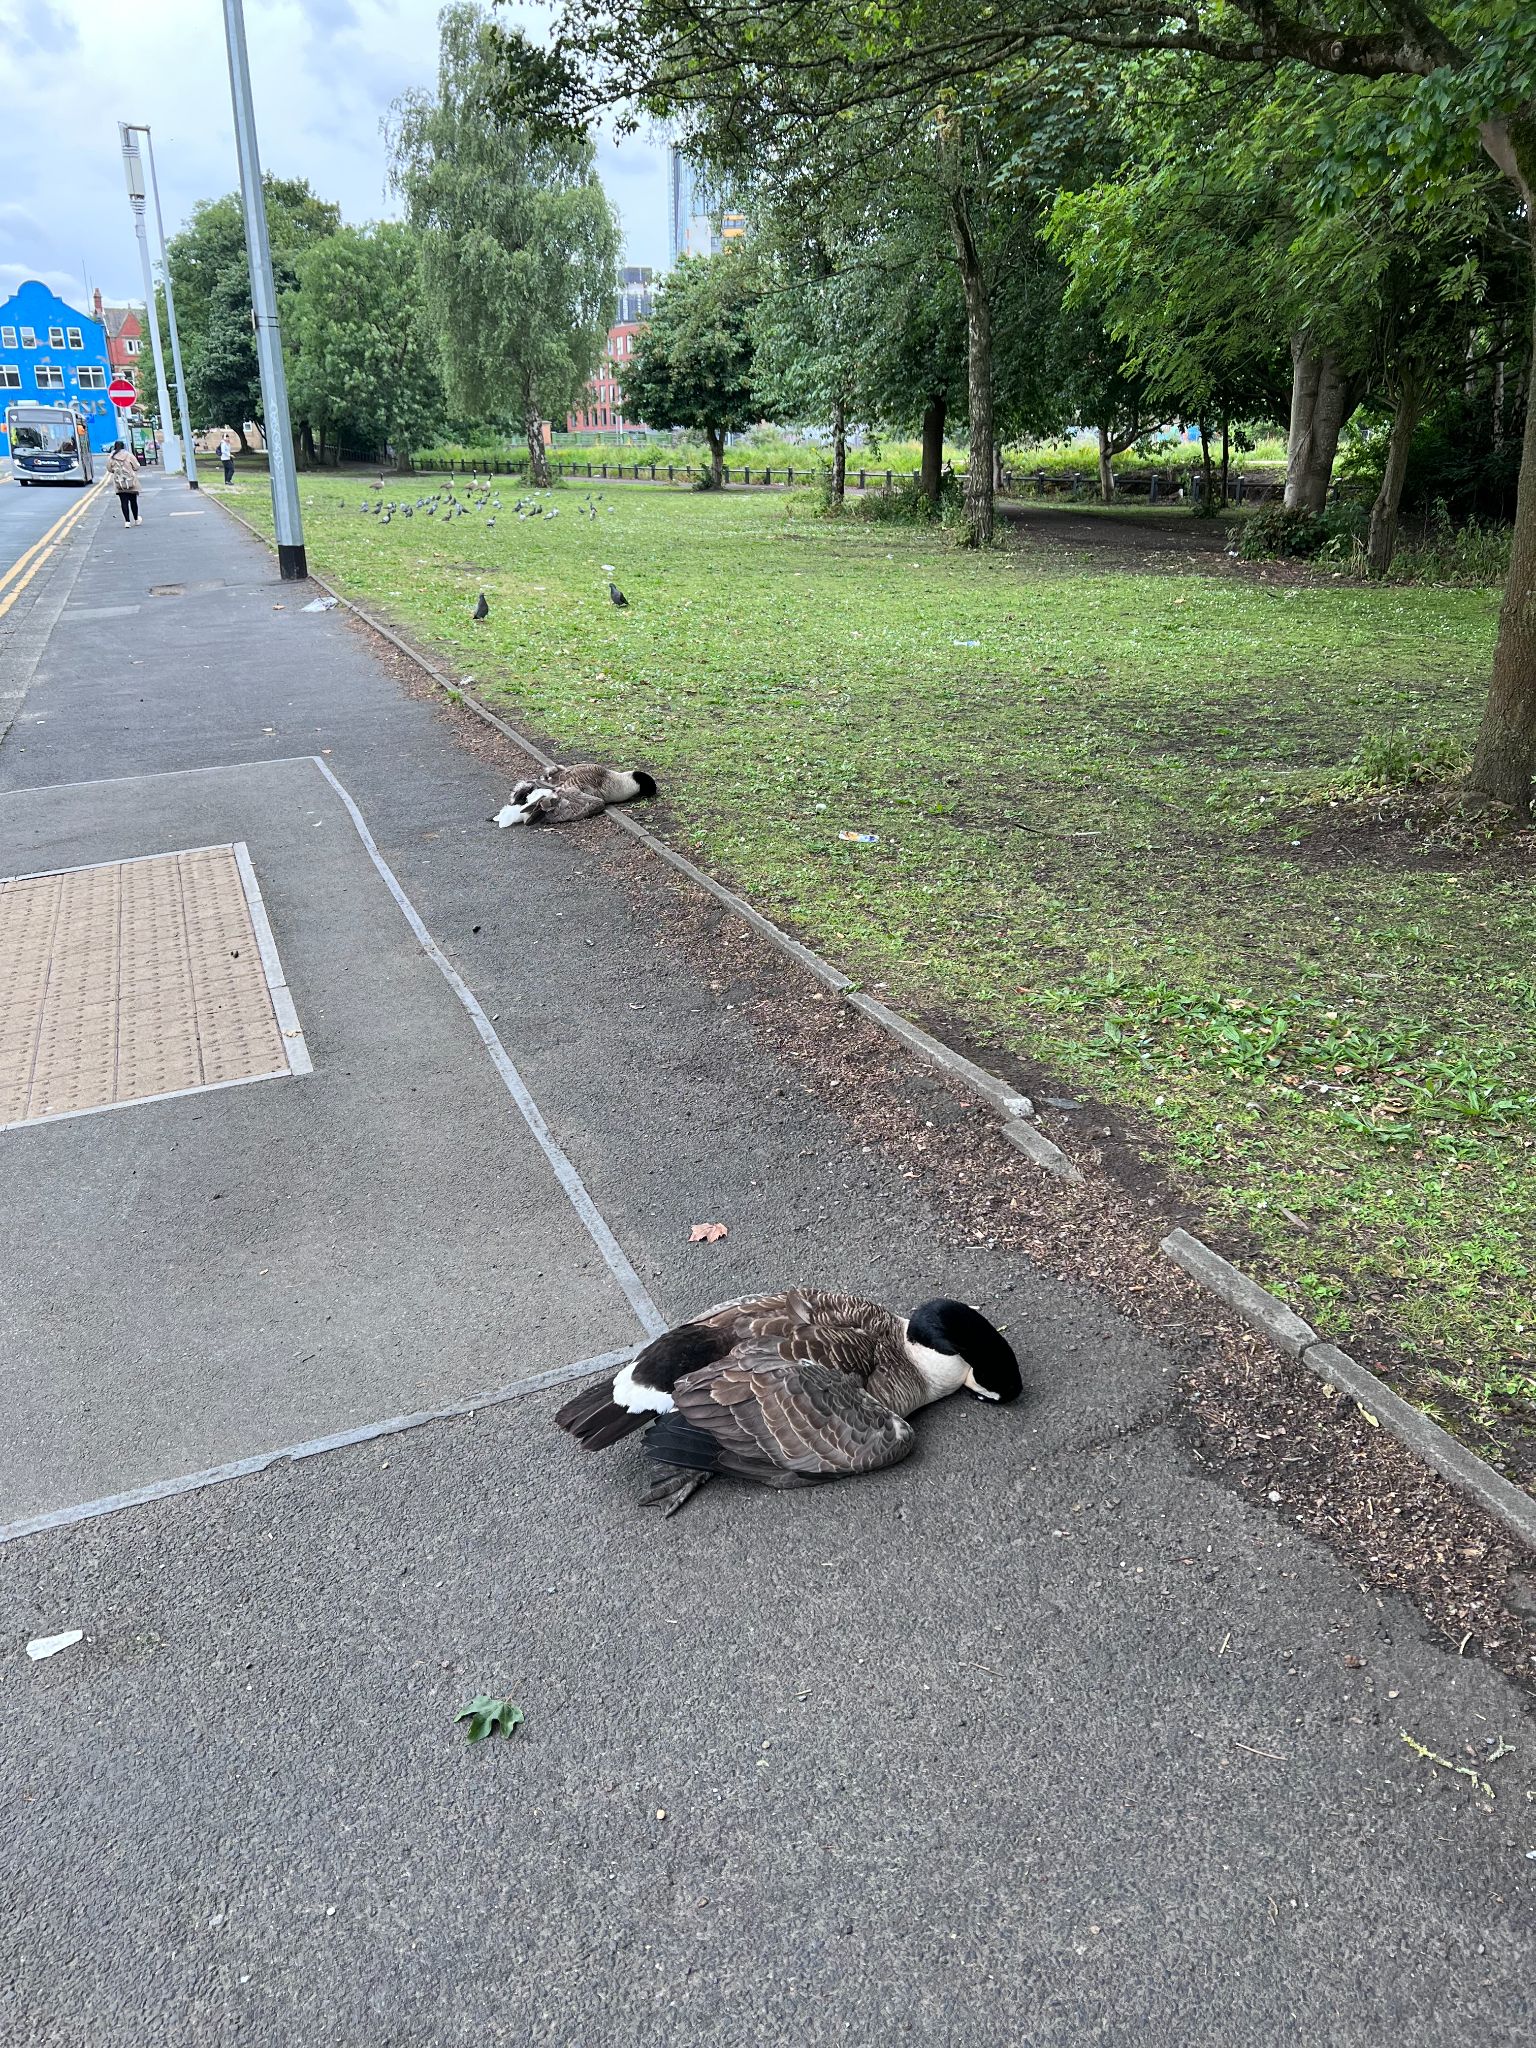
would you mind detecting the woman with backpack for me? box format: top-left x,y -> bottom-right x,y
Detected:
107,441 -> 142,525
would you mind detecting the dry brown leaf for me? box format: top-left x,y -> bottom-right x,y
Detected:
689,1223 -> 728,1244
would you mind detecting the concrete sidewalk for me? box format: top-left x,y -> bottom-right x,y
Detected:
1,478 -> 1530,2046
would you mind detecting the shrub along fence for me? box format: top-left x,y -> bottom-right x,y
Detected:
402,452 -> 1289,504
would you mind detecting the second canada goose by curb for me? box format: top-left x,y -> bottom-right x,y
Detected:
492,762 -> 658,827
555,1288 -> 1021,1513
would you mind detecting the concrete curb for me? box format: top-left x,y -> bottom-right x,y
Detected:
845,993 -> 1033,1121
607,807 -> 852,995
1162,1227 -> 1318,1358
1161,1228 -> 1536,1553
212,495 -> 1535,1554
1001,1117 -> 1083,1183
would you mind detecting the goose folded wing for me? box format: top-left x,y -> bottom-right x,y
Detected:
546,786 -> 609,822
706,1291 -> 897,1371
671,1347 -> 915,1484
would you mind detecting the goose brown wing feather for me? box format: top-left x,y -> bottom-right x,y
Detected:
672,1346 -> 915,1484
542,786 -> 607,822
693,1291 -> 903,1384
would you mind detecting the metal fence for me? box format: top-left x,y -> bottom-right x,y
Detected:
403,452 -> 1290,504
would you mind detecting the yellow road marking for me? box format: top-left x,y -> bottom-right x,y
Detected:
0,482 -> 104,622
0,481 -> 103,596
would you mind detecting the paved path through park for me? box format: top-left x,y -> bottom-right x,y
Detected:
0,476 -> 1530,2047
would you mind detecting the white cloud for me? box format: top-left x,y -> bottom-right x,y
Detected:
0,263 -> 96,312
0,0 -> 670,318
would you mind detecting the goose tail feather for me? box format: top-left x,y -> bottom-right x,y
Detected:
554,1380 -> 648,1449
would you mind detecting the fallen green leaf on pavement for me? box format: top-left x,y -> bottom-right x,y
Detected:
456,1695 -> 525,1743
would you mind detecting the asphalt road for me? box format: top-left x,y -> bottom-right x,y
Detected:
1,478 -> 1531,2046
0,468 -> 108,749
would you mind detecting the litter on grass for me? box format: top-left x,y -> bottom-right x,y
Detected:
838,832 -> 880,844
26,1630 -> 83,1661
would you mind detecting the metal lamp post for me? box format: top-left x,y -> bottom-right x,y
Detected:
137,125 -> 199,489
220,0 -> 306,577
118,123 -> 181,475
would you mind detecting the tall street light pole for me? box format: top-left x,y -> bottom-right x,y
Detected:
118,123 -> 181,476
221,0 -> 306,577
138,124 -> 199,489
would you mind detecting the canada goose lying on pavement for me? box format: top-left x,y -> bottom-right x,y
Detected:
493,762 -> 657,827
555,1288 -> 1021,1512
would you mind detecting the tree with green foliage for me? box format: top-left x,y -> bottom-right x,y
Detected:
391,3 -> 619,486
1049,62 -> 1510,543
518,0 -> 1536,809
162,178 -> 340,450
620,252 -> 757,486
748,179 -> 965,509
749,236 -> 858,503
284,224 -> 446,462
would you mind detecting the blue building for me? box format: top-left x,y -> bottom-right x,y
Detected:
0,280 -> 119,458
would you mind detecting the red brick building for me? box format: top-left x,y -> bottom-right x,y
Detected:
567,267 -> 654,434
92,289 -> 145,386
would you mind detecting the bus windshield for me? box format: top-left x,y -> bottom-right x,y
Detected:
13,421 -> 78,457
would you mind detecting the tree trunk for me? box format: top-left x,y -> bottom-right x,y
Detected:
830,399 -> 846,506
234,422 -> 250,456
1096,427 -> 1114,502
1493,351 -> 1506,453
1285,336 -> 1355,514
524,401 -> 551,487
706,426 -> 725,488
1198,417 -> 1213,509
1219,415 -> 1231,507
1366,379 -> 1421,577
1467,209 -> 1536,812
297,419 -> 316,469
919,394 -> 946,504
947,190 -> 994,544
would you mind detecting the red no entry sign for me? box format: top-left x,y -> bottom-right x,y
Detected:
108,378 -> 136,410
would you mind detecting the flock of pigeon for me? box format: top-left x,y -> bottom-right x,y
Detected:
359,473 -> 629,617
362,473 -> 613,532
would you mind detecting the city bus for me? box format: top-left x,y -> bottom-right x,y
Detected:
4,402 -> 96,484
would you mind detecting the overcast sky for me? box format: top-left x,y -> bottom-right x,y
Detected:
0,0 -> 671,315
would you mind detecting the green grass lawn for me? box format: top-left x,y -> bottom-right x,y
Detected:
235,475 -> 1535,1479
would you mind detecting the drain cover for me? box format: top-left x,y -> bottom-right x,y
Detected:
0,845 -> 301,1130
149,584 -> 184,597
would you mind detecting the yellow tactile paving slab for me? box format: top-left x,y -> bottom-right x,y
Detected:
0,844 -> 306,1130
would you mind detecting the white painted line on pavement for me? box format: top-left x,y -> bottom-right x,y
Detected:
232,838 -> 313,1076
311,753 -> 669,1341
0,1345 -> 640,1546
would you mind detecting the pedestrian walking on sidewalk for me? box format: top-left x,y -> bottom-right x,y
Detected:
218,433 -> 234,486
107,441 -> 142,525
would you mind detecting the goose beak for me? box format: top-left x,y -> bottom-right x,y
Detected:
963,1368 -> 1002,1402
